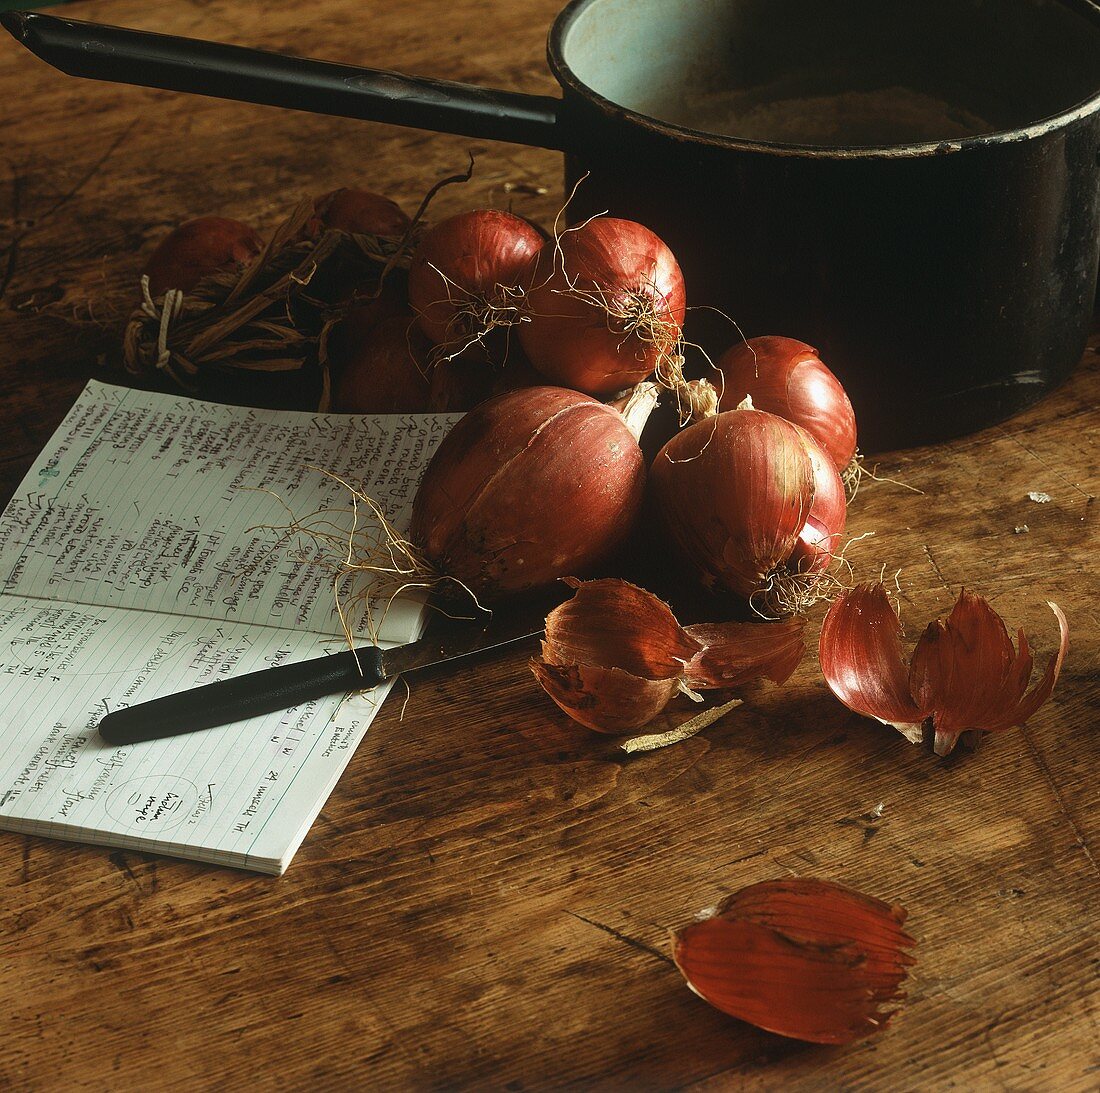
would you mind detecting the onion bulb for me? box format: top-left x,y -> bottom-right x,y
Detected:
410,386 -> 651,599
789,424 -> 847,575
716,336 -> 858,477
330,314 -> 430,414
408,210 -> 543,359
143,216 -> 263,296
519,218 -> 686,397
649,404 -> 820,613
428,352 -> 542,413
312,188 -> 412,237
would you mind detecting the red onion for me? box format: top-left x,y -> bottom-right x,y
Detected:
408,210 -> 543,358
330,314 -> 430,414
789,424 -> 847,575
716,336 -> 858,474
411,386 -> 651,599
332,279 -> 411,351
428,352 -> 542,413
649,404 -> 819,613
519,218 -> 686,397
312,188 -> 412,237
143,216 -> 263,296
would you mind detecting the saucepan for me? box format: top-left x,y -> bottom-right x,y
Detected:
5,1 -> 1100,449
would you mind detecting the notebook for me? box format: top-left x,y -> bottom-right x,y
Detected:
0,381 -> 456,873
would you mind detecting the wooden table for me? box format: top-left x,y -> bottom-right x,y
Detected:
2,1 -> 1097,1087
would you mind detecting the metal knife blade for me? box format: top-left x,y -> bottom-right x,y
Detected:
381,620 -> 544,680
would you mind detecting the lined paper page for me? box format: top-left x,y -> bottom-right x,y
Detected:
0,381 -> 460,872
0,382 -> 458,644
0,593 -> 389,873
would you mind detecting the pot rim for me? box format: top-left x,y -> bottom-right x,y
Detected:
546,0 -> 1100,159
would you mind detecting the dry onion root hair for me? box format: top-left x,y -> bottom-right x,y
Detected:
246,469 -> 477,651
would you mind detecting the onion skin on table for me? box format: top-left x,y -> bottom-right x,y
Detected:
716,336 -> 858,472
410,388 -> 647,601
649,407 -> 816,604
530,577 -> 805,734
143,216 -> 264,296
818,583 -> 926,743
819,583 -> 1070,755
671,878 -> 916,1045
519,218 -> 686,397
681,618 -> 806,691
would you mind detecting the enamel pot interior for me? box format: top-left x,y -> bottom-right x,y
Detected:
552,0 -> 1100,148
548,0 -> 1100,450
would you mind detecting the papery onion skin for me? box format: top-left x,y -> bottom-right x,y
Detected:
909,592 -> 1069,756
820,584 -> 1069,755
530,658 -> 681,733
331,314 -> 431,414
408,210 -> 544,348
542,577 -> 702,680
649,408 -> 815,600
789,425 -> 847,575
672,878 -> 915,1045
519,218 -> 687,396
530,578 -> 805,734
410,387 -> 646,599
819,584 -> 926,742
143,216 -> 264,296
313,188 -> 412,237
683,616 -> 805,689
716,336 -> 857,472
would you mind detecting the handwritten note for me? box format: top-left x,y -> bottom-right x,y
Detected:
0,382 -> 456,643
0,381 -> 457,873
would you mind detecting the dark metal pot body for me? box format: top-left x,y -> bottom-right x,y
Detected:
546,0 -> 1100,450
7,0 -> 1099,451
555,96 -> 1100,450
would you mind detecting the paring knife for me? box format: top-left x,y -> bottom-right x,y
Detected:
97,610 -> 546,746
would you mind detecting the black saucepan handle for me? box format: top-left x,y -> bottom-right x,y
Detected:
98,646 -> 385,745
1,11 -> 571,151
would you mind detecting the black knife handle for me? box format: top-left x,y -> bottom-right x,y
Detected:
98,646 -> 386,745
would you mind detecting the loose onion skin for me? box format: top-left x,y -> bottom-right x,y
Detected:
820,584 -> 1069,755
716,336 -> 857,471
520,218 -> 687,397
410,386 -> 647,599
408,210 -> 544,350
672,878 -> 916,1045
789,425 -> 847,574
312,188 -> 412,237
649,407 -> 815,601
331,314 -> 431,414
143,216 -> 264,296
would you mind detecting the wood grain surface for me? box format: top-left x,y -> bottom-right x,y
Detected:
1,1 -> 1097,1088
